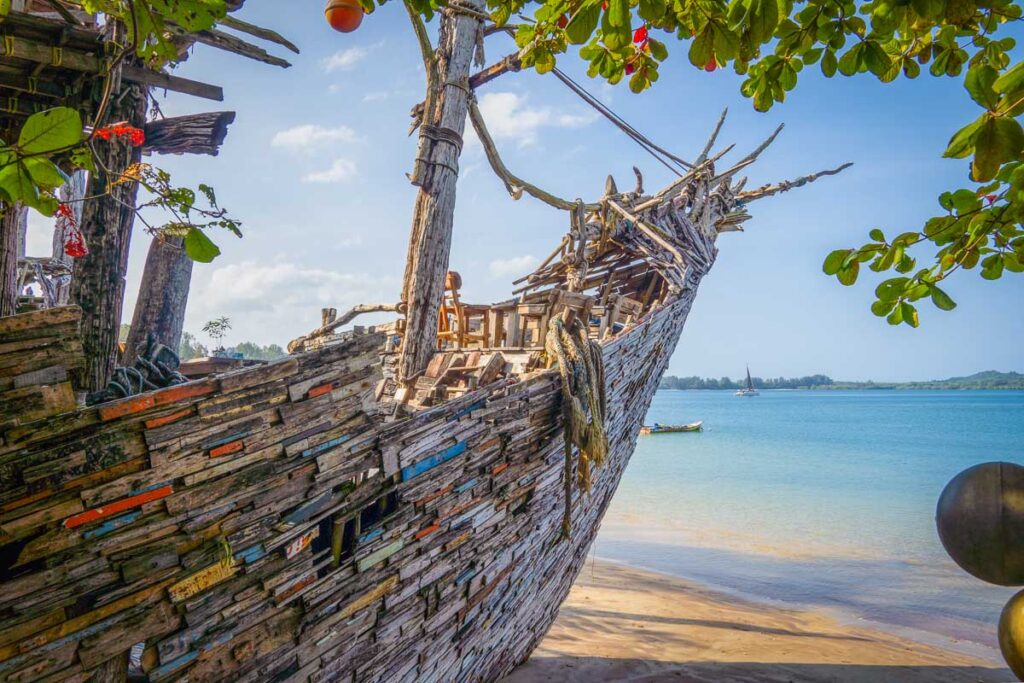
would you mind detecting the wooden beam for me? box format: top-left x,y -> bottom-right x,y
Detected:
219,15 -> 300,54
143,111 -> 235,156
121,65 -> 224,102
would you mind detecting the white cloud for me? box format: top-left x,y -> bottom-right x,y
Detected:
303,158 -> 357,184
271,124 -> 358,152
362,91 -> 389,103
321,46 -> 368,72
489,255 -> 538,278
474,92 -> 596,147
185,261 -> 397,347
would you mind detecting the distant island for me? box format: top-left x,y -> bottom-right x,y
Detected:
659,370 -> 1024,391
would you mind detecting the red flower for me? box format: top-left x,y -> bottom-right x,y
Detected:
55,202 -> 76,223
704,57 -> 717,72
633,26 -> 648,43
64,227 -> 88,258
94,123 -> 145,146
601,1 -> 607,9
625,62 -> 636,75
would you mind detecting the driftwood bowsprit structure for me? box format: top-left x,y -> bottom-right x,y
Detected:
0,133 -> 844,681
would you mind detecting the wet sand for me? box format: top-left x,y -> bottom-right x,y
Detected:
504,560 -> 1012,683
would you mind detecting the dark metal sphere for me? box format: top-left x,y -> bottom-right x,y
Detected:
936,462 -> 1024,586
999,589 -> 1024,680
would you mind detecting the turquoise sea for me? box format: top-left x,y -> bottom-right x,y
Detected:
595,389 -> 1024,658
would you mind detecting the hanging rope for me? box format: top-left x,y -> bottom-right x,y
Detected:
551,68 -> 694,175
546,313 -> 608,537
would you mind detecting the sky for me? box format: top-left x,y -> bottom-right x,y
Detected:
25,3 -> 1024,382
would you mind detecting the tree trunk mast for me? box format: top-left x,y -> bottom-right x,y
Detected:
397,0 -> 484,384
122,235 -> 193,366
68,85 -> 148,392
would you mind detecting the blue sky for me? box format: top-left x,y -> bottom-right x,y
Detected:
26,3 -> 1024,381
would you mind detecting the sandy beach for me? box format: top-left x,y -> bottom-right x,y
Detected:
505,560 -> 1012,683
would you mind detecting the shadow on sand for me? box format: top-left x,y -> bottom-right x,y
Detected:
503,657 -> 1014,682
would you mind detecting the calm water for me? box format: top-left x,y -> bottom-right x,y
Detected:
596,389 -> 1024,655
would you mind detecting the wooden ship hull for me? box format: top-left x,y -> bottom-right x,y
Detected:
0,291 -> 693,683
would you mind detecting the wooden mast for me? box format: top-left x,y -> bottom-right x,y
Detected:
397,0 -> 484,385
122,235 -> 193,366
68,84 -> 148,392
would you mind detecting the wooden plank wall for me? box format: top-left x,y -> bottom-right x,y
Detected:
0,284 -> 696,683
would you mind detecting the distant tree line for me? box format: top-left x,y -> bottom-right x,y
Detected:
178,332 -> 286,362
660,371 -> 1024,391
659,374 -> 835,390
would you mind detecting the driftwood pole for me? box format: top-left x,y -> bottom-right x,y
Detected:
397,0 -> 484,384
122,235 -> 193,365
68,85 -> 148,392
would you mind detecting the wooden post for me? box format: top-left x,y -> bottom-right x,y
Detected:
0,203 -> 26,317
69,85 -> 148,392
122,235 -> 194,366
52,171 -> 87,306
397,0 -> 484,384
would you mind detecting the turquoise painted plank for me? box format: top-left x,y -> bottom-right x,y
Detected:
356,539 -> 404,572
301,434 -> 351,458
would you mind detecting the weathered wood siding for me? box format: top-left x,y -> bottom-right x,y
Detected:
0,284 -> 695,682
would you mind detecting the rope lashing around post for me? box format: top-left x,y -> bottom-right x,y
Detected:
86,333 -> 188,406
545,313 -> 608,538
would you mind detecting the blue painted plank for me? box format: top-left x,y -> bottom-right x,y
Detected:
455,478 -> 478,494
401,441 -> 467,481
82,511 -> 141,540
300,434 -> 351,458
358,527 -> 384,545
455,567 -> 478,586
235,544 -> 266,564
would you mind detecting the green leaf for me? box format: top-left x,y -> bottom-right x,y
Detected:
184,227 -> 221,263
821,50 -> 837,77
886,304 -> 903,325
943,116 -> 984,159
823,248 -> 851,275
566,6 -> 600,44
648,37 -> 668,61
994,61 -> 1024,96
900,301 -> 919,327
608,0 -> 629,28
980,253 -> 1004,279
871,299 -> 895,316
863,41 -> 891,78
965,65 -> 1000,110
869,228 -> 885,242
875,277 -> 908,300
23,157 -> 68,189
17,107 -> 82,155
0,0 -> 10,18
639,0 -> 667,21
930,285 -> 957,310
689,27 -> 714,68
837,260 -> 859,285
972,116 -> 1024,182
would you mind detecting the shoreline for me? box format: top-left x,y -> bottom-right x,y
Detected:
504,560 -> 1010,683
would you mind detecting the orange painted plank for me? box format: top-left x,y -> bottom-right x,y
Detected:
491,463 -> 509,475
209,440 -> 244,458
414,523 -> 440,540
64,485 -> 173,529
307,383 -> 334,399
154,381 -> 217,406
98,394 -> 156,422
144,407 -> 193,429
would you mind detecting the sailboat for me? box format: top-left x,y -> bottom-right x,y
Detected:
735,365 -> 760,396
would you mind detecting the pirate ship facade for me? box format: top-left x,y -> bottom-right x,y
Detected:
0,3 -> 846,682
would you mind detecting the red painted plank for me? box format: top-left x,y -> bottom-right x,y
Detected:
491,463 -> 509,475
307,383 -> 334,399
144,407 -> 193,429
414,523 -> 440,540
209,440 -> 244,458
154,381 -> 217,406
415,485 -> 453,507
64,485 -> 173,529
98,394 -> 156,422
